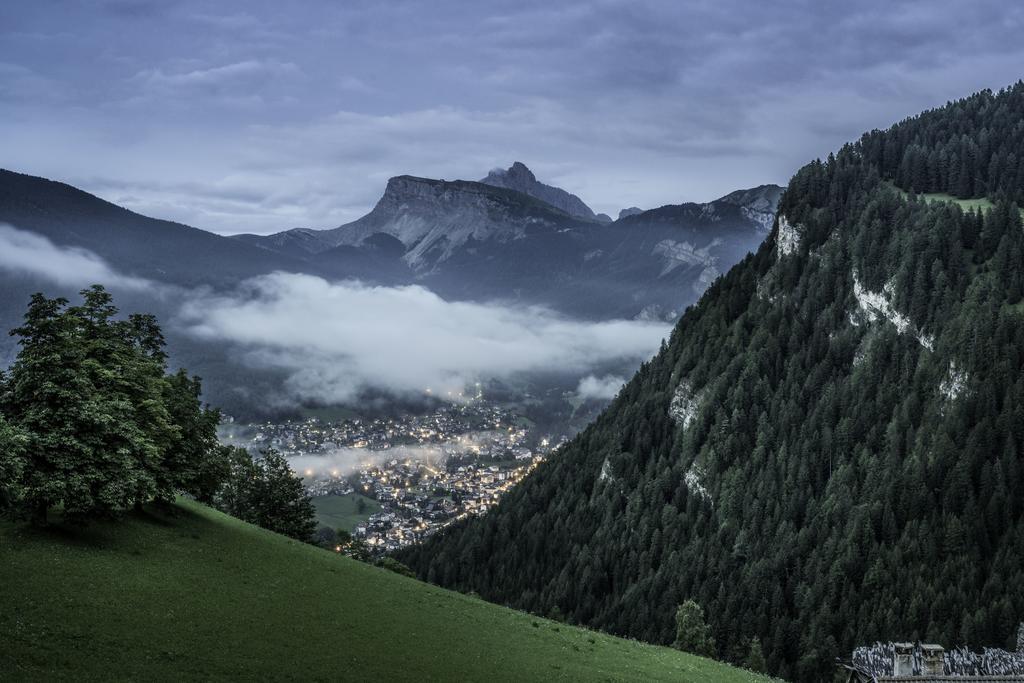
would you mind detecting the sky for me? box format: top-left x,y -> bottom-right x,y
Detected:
2,1 -> 1022,236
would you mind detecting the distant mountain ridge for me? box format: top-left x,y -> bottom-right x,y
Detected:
0,164 -> 781,415
247,174 -> 594,263
0,168 -> 311,287
235,162 -> 600,258
235,165 -> 783,320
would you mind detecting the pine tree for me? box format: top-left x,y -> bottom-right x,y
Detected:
745,637 -> 767,673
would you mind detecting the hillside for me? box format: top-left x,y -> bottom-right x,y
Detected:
0,499 -> 771,682
0,169 -> 314,288
399,83 -> 1024,681
0,169 -> 346,414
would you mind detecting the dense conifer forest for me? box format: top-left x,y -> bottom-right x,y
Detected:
399,83 -> 1024,680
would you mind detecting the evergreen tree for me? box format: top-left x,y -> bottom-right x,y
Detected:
744,637 -> 767,673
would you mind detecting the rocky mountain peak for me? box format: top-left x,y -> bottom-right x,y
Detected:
505,161 -> 536,183
480,162 -> 598,221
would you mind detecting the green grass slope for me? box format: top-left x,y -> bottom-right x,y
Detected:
0,500 -> 772,682
311,492 -> 381,532
884,180 -> 1024,219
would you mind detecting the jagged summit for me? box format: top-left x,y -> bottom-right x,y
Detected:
618,207 -> 643,220
715,184 -> 784,213
486,161 -> 536,184
480,162 -> 599,221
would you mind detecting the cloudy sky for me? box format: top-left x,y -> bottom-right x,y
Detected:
2,1 -> 1022,235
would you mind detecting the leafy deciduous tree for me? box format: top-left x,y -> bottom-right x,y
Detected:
214,447 -> 317,542
674,600 -> 716,657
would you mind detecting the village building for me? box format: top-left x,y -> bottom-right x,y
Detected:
842,633 -> 1024,682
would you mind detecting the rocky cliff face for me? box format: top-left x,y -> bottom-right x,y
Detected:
479,162 -> 599,221
236,170 -> 783,321
238,174 -> 585,262
322,175 -> 593,272
714,184 -> 784,233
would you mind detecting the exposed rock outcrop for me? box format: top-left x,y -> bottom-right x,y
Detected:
480,162 -> 598,221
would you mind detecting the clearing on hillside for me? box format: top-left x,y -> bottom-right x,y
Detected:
311,492 -> 381,532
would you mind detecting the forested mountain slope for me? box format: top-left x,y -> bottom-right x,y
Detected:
399,83 -> 1024,681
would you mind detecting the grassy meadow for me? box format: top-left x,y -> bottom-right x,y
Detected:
311,492 -> 381,532
0,499 -> 775,682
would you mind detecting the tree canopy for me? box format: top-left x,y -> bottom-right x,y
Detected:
215,447 -> 317,542
0,286 -> 313,543
674,600 -> 716,657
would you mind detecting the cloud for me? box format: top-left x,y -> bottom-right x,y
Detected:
284,430 -> 517,477
0,62 -> 64,104
130,59 -> 302,92
178,272 -> 670,404
0,224 -> 152,290
289,443 -> 461,479
0,228 -> 666,407
290,448 -> 433,479
576,374 -> 626,401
